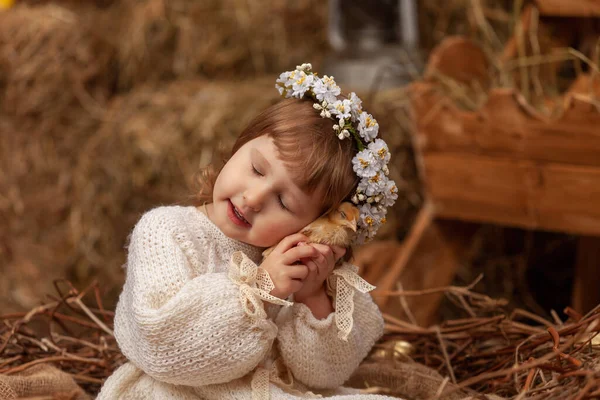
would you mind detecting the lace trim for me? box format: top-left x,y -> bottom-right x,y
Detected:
327,263 -> 376,341
229,251 -> 293,321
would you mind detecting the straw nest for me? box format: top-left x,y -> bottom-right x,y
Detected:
112,0 -> 329,89
0,4 -> 114,127
2,280 -> 599,399
355,279 -> 600,399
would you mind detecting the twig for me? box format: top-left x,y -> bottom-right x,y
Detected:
0,355 -> 105,375
527,6 -> 544,103
435,326 -> 457,384
71,297 -> 114,337
396,281 -> 418,325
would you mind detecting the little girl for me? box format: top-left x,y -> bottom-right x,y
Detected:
98,64 -> 399,400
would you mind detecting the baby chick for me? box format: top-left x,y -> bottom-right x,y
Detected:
262,202 -> 360,259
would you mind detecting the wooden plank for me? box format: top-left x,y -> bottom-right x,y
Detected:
535,0 -> 600,17
374,202 -> 434,309
425,36 -> 490,87
538,164 -> 600,234
423,153 -> 600,236
572,236 -> 600,314
410,82 -> 600,167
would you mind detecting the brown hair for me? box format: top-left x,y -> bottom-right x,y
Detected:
195,98 -> 359,215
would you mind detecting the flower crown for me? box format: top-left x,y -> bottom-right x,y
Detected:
275,63 -> 398,244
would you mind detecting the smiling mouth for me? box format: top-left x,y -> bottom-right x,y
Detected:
233,206 -> 249,224
228,200 -> 251,227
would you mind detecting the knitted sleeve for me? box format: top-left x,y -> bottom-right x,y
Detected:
113,208 -> 278,386
275,263 -> 384,389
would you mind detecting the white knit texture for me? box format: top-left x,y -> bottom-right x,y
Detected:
97,206 -> 398,400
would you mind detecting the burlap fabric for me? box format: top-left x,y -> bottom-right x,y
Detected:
347,362 -> 505,400
0,363 -> 89,400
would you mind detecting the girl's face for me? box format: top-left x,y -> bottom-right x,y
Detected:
208,135 -> 324,248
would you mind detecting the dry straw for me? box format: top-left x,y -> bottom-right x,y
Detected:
0,280 -> 125,396
0,4 -> 113,125
112,0 -> 329,89
360,277 -> 600,399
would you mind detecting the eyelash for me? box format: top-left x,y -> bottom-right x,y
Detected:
251,165 -> 263,176
251,164 -> 288,211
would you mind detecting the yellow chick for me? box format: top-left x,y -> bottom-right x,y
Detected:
0,0 -> 15,9
262,202 -> 359,259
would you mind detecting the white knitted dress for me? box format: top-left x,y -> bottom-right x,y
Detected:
97,206 -> 400,400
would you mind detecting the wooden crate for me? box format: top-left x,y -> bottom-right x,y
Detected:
365,36 -> 600,325
410,82 -> 600,236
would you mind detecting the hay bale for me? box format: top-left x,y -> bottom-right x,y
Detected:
0,4 -> 114,126
0,4 -> 117,313
70,78 -> 280,290
0,117 -> 88,313
113,0 -> 329,89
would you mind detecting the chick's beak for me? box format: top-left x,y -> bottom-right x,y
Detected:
346,219 -> 357,232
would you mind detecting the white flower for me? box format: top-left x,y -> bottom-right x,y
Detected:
352,149 -> 378,178
348,92 -> 363,120
357,171 -> 387,196
330,99 -> 353,124
358,112 -> 379,141
312,75 -> 341,103
358,204 -> 378,229
367,138 -> 390,164
380,179 -> 398,207
296,63 -> 312,72
291,72 -> 314,98
276,71 -> 292,96
358,203 -> 386,233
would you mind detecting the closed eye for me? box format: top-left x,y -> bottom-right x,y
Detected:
252,163 -> 291,212
278,196 -> 289,211
251,164 -> 263,176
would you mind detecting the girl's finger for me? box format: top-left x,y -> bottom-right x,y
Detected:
276,233 -> 309,253
309,243 -> 330,256
331,246 -> 347,262
283,245 -> 320,264
286,264 -> 309,280
300,257 -> 317,273
304,259 -> 318,275
309,244 -> 333,265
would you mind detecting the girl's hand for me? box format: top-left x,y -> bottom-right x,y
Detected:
293,243 -> 346,304
260,233 -> 320,299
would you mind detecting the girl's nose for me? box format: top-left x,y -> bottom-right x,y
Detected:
243,185 -> 268,212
